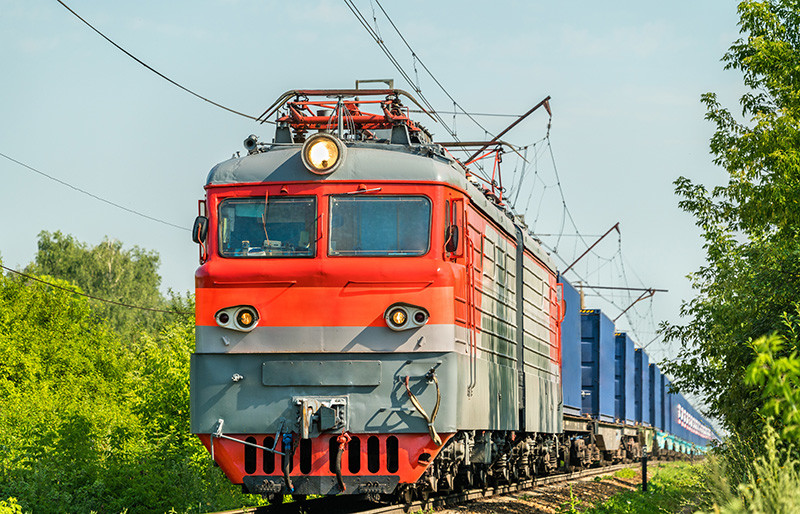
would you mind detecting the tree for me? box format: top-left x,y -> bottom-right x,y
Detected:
26,230 -> 183,340
663,0 -> 800,435
0,259 -> 255,512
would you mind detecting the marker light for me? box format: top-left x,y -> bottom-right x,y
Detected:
215,305 -> 260,332
301,134 -> 345,174
236,309 -> 256,329
385,303 -> 429,331
390,308 -> 407,327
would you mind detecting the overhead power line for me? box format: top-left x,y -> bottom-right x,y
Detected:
342,0 -> 459,142
0,151 -> 189,232
580,285 -> 668,293
372,0 -> 497,139
409,109 -> 521,118
55,0 -> 264,122
1,265 -> 192,315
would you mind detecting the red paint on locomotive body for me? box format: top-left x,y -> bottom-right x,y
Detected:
198,432 -> 455,486
195,181 -> 463,329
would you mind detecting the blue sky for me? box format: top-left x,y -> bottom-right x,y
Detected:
1,0 -> 745,365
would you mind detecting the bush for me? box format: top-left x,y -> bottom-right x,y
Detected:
0,271 -> 259,512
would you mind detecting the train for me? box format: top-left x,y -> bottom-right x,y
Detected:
189,88 -> 716,502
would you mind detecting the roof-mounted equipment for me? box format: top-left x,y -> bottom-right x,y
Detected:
257,89 -> 435,145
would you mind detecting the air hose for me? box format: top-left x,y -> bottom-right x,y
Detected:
404,371 -> 442,447
334,432 -> 351,491
282,433 -> 294,493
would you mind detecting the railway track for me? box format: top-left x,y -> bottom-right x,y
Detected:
214,460 -> 657,514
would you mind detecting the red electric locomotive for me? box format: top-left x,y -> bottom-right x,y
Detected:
190,88 -> 562,500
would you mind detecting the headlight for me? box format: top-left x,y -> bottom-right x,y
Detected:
301,133 -> 345,174
215,306 -> 259,332
388,307 -> 408,328
385,303 -> 428,331
236,308 -> 256,329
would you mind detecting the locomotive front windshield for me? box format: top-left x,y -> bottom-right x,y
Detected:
329,196 -> 431,256
218,197 -> 316,257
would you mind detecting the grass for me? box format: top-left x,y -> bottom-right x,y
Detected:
613,468 -> 638,480
559,461 -> 707,514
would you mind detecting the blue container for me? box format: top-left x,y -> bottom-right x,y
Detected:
661,376 -> 669,433
663,377 -> 672,434
649,364 -> 663,430
675,397 -> 714,447
614,332 -> 636,424
580,310 -> 616,422
634,348 -> 650,425
559,276 -> 582,417
670,393 -> 685,442
678,394 -> 696,444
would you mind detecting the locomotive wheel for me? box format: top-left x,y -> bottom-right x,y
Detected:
442,472 -> 455,491
474,467 -> 488,489
458,469 -> 472,490
396,485 -> 413,504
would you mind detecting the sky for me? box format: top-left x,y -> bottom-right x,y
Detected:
0,0 -> 746,369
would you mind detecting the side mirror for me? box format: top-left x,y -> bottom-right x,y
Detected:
192,216 -> 208,244
445,224 -> 459,253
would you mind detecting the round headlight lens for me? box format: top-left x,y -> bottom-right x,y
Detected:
302,134 -> 344,174
237,309 -> 255,328
389,308 -> 407,328
308,139 -> 338,169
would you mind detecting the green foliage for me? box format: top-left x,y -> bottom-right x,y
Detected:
560,484 -> 583,513
696,315 -> 800,512
701,425 -> 800,513
663,0 -> 800,435
613,468 -> 637,480
745,324 -> 800,443
571,462 -> 707,514
0,498 -> 22,514
0,242 -> 259,513
26,230 -> 187,341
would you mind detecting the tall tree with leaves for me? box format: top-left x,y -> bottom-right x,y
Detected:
26,230 -> 185,340
663,0 -> 800,434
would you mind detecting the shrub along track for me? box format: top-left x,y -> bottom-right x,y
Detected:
212,459 -> 683,514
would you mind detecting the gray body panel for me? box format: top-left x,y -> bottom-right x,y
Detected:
191,351 -> 529,435
196,324 -> 465,354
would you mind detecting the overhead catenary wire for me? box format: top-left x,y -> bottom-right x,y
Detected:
372,0 -> 498,139
410,109 -> 522,118
54,0 -> 266,123
504,130 -> 660,344
343,0 -> 497,181
513,131 -> 662,344
0,151 -> 189,232
1,265 -> 192,316
341,0 -> 452,137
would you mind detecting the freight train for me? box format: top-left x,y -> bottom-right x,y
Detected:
189,88 -> 715,502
